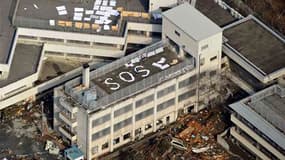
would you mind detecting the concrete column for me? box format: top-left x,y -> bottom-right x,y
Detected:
179,47 -> 185,58
153,88 -> 157,132
64,53 -> 67,59
82,64 -> 90,88
146,31 -> 151,37
131,98 -> 136,141
174,78 -> 179,120
110,106 -> 114,152
190,0 -> 197,7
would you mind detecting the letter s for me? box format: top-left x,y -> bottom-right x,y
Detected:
104,78 -> 120,90
134,65 -> 150,77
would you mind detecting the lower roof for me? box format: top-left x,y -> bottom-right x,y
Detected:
224,18 -> 285,75
0,44 -> 42,88
0,0 -> 16,64
230,85 -> 285,150
196,0 -> 237,27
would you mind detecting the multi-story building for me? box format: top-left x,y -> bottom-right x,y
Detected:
229,84 -> 285,160
53,3 -> 223,159
0,0 -> 181,110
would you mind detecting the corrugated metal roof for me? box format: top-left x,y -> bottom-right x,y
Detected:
230,102 -> 285,149
162,3 -> 222,41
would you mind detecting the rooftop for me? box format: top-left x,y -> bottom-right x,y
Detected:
0,0 -> 16,64
196,0 -> 237,27
64,41 -> 194,112
14,0 -> 150,36
230,85 -> 285,150
224,18 -> 285,74
163,3 -> 222,41
0,44 -> 42,88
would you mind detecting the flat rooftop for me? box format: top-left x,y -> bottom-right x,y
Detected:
0,0 -> 16,64
15,0 -> 149,36
224,18 -> 285,74
64,41 -> 194,112
196,0 -> 237,27
0,44 -> 42,88
163,3 -> 222,41
230,85 -> 285,149
93,47 -> 181,94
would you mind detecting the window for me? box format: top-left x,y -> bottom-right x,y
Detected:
221,63 -> 226,68
179,76 -> 196,89
114,104 -> 132,117
136,94 -> 154,108
113,137 -> 120,145
114,117 -> 132,132
135,128 -> 142,136
135,108 -> 154,121
102,142 -> 109,150
156,119 -> 163,125
145,124 -> 152,131
157,85 -> 175,98
174,30 -> 181,37
92,114 -> 111,127
123,132 -> 131,140
92,127 -> 110,141
210,56 -> 217,61
157,98 -> 175,112
178,89 -> 196,102
201,44 -> 208,51
166,116 -> 170,123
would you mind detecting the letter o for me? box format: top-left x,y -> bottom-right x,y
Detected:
119,72 -> 135,82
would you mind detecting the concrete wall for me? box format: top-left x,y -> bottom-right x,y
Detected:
149,0 -> 178,12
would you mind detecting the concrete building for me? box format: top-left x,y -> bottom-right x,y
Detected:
222,15 -> 285,92
53,3 -> 223,159
229,84 -> 285,160
0,0 -> 178,110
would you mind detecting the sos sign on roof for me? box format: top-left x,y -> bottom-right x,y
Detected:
95,47 -> 180,93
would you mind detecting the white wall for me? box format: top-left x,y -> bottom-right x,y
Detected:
149,0 -> 178,12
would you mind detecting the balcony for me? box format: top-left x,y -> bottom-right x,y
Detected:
59,111 -> 77,128
59,126 -> 77,142
58,96 -> 78,113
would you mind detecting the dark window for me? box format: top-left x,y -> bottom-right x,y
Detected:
179,76 -> 196,88
113,137 -> 120,145
157,85 -> 175,98
123,132 -> 131,140
92,127 -> 110,141
178,89 -> 196,102
210,56 -> 217,61
135,108 -> 154,121
136,95 -> 154,108
114,104 -> 132,117
114,117 -> 132,131
92,114 -> 111,127
157,98 -> 175,112
145,124 -> 152,131
102,142 -> 109,150
174,30 -> 181,37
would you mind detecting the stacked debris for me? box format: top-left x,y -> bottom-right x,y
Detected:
120,108 -> 234,160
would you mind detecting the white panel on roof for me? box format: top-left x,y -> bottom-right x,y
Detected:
56,6 -> 66,11
58,10 -> 67,15
74,8 -> 84,12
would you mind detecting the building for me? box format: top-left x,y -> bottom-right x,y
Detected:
222,15 -> 285,92
0,0 -> 181,110
229,84 -> 285,160
53,3 -> 223,159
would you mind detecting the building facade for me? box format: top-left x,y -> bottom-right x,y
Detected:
53,3 -> 223,160
229,84 -> 285,160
